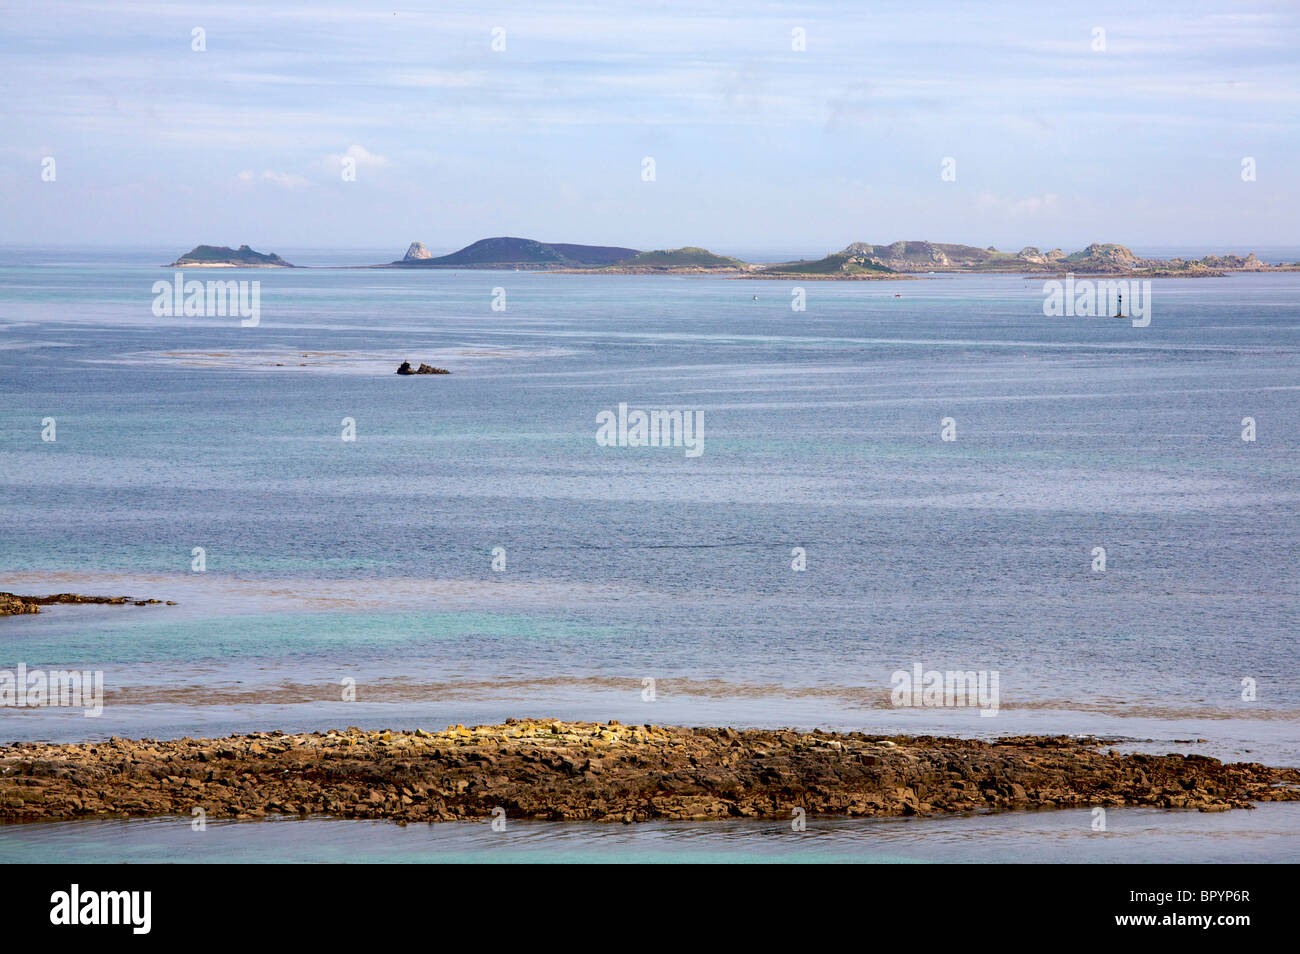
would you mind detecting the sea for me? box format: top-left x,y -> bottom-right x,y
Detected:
1,246 -> 1297,862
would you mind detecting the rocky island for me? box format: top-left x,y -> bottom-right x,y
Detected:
1,719 -> 1295,824
395,361 -> 450,375
754,240 -> 1289,279
384,236 -> 639,269
166,244 -> 295,267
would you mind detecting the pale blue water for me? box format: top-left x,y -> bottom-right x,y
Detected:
1,248 -> 1297,860
3,803 -> 1297,864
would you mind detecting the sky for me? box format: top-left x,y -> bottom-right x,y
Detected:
1,0 -> 1297,257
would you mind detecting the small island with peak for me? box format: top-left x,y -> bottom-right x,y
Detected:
384,236 -> 638,269
165,244 -> 296,267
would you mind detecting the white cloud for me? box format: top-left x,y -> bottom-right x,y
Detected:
329,144 -> 388,168
236,169 -> 311,189
976,191 -> 1061,216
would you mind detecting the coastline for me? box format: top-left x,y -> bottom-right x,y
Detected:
3,719 -> 1296,825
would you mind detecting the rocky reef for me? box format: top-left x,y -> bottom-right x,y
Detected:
0,593 -> 39,616
0,719 -> 1295,823
0,592 -> 173,617
1017,246 -> 1067,264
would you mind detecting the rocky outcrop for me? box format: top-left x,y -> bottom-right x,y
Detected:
841,241 -> 975,268
0,592 -> 173,616
1065,242 -> 1142,270
1017,246 -> 1066,265
1195,252 -> 1267,270
0,593 -> 40,616
1,719 -> 1295,823
396,362 -> 450,375
403,242 -> 433,261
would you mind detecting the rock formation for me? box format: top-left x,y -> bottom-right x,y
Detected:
1,719 -> 1296,823
396,362 -> 450,375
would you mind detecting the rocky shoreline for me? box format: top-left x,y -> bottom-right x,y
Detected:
1,719 -> 1296,824
0,592 -> 174,617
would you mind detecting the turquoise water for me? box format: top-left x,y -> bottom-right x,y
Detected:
1,249 -> 1298,859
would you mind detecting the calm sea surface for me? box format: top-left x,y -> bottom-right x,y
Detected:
1,247 -> 1297,860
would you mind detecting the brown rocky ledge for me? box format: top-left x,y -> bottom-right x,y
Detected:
0,592 -> 174,617
1,719 -> 1297,824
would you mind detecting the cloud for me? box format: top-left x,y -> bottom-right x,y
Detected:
329,144 -> 388,168
3,1 -> 1298,246
236,169 -> 311,189
974,191 -> 1062,218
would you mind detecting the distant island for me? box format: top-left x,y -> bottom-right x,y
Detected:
588,247 -> 752,273
381,236 -> 1293,278
162,238 -> 1299,277
166,244 -> 295,267
380,236 -> 774,274
791,240 -> 1276,278
733,240 -> 1280,279
386,236 -> 638,269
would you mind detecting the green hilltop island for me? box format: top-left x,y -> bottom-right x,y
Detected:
383,237 -> 752,273
385,237 -> 638,269
379,237 -> 1292,278
165,244 -> 295,267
